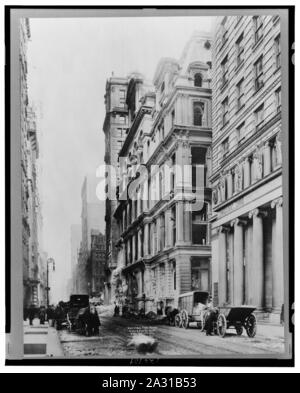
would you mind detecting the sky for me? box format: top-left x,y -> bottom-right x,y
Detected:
27,16 -> 213,302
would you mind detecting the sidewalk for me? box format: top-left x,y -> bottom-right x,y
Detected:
24,319 -> 64,357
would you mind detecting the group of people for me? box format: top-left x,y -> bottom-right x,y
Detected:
24,304 -> 60,327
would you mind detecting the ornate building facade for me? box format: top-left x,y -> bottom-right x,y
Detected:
102,77 -> 129,303
20,19 -> 46,307
112,32 -> 213,313
210,15 -> 283,321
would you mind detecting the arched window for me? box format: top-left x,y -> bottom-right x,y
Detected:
194,73 -> 203,87
193,102 -> 204,126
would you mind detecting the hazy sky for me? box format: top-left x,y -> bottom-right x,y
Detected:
27,16 -> 213,302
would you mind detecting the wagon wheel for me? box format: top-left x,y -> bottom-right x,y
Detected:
245,314 -> 257,338
235,325 -> 243,336
181,310 -> 189,329
200,311 -> 208,332
174,313 -> 182,328
217,313 -> 227,338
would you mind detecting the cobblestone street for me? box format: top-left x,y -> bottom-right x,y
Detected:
58,313 -> 286,358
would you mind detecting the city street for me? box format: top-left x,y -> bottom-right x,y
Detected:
58,311 -> 285,358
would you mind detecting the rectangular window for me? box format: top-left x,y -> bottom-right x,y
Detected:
191,258 -> 209,291
222,137 -> 229,157
254,56 -> 264,91
236,78 -> 245,111
172,206 -> 176,246
275,88 -> 281,113
237,122 -> 245,143
253,15 -> 263,43
193,101 -> 204,126
192,206 -> 208,245
254,104 -> 264,129
222,97 -> 229,126
160,214 -> 165,250
221,56 -> 228,87
116,140 -> 123,151
173,261 -> 176,291
171,109 -> 175,125
236,33 -> 244,67
119,115 -> 126,124
119,90 -> 126,107
275,34 -> 281,69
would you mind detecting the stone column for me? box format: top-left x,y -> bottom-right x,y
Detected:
156,215 -> 161,252
176,201 -> 184,244
132,234 -> 136,262
271,197 -> 284,313
137,228 -> 141,260
218,226 -> 228,306
248,209 -> 266,309
227,171 -> 233,199
264,141 -> 271,176
231,218 -> 246,305
244,157 -> 250,188
137,191 -> 141,217
183,202 -> 191,243
165,209 -> 171,248
144,223 -> 149,257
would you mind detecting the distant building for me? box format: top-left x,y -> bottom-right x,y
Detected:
210,15 -> 282,322
112,32 -> 213,313
102,76 -> 129,303
87,230 -> 106,297
76,175 -> 104,294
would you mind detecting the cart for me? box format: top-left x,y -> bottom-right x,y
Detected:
66,294 -> 89,332
216,306 -> 257,338
174,291 -> 210,330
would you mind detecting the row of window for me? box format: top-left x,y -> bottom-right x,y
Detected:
220,138 -> 280,202
220,29 -> 280,95
221,85 -> 281,143
124,204 -> 210,265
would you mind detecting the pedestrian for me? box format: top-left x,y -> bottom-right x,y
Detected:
39,306 -> 46,325
205,298 -> 218,336
114,301 -> 120,316
28,304 -> 36,326
47,305 -> 54,327
23,306 -> 28,322
54,303 -> 64,330
86,305 -> 101,336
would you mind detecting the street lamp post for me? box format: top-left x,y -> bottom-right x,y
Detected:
46,258 -> 55,308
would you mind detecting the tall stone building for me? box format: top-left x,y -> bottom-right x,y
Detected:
20,19 -> 46,307
76,175 -> 104,294
102,76 -> 129,303
20,18 -> 32,307
210,15 -> 283,322
86,230 -> 106,297
112,32 -> 213,313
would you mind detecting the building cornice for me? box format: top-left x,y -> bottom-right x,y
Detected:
212,167 -> 282,212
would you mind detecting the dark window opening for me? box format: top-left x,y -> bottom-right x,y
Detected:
194,73 -> 203,87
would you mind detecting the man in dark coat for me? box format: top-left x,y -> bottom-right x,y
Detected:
28,304 -> 36,326
39,306 -> 46,325
86,306 -> 101,336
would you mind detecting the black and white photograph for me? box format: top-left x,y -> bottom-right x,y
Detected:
4,6 -> 295,367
